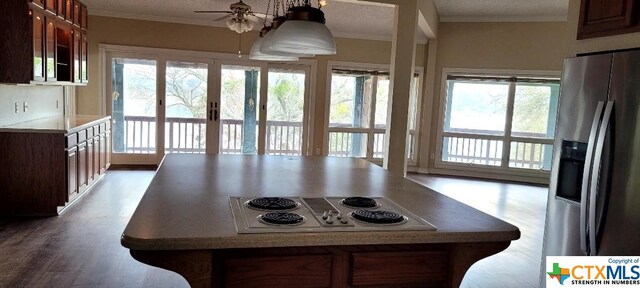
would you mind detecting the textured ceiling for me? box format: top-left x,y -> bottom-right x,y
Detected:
84,0 -> 569,41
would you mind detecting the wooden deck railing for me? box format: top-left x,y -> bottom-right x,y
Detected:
119,116 -> 303,155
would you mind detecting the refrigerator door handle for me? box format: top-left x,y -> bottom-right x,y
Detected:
579,101 -> 605,254
588,100 -> 614,255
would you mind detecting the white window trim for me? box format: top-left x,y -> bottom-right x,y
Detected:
324,61 -> 424,167
434,68 -> 561,182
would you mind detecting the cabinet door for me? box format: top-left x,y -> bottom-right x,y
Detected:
93,136 -> 100,178
578,0 -> 637,39
99,133 -> 106,173
73,0 -> 80,26
81,33 -> 88,83
32,11 -> 45,82
67,147 -> 78,202
45,18 -> 57,81
87,138 -> 94,184
57,0 -> 65,18
73,30 -> 81,83
77,142 -> 87,192
65,0 -> 72,22
81,4 -> 88,29
105,131 -> 111,169
45,0 -> 56,12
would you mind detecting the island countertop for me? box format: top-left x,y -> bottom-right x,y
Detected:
122,154 -> 520,250
0,115 -> 110,134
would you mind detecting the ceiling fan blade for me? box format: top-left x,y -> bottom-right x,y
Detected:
214,14 -> 235,21
245,14 -> 261,22
194,10 -> 233,14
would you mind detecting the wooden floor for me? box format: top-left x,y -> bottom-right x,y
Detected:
0,171 -> 547,288
407,174 -> 548,288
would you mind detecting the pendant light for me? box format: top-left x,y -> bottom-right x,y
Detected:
260,16 -> 314,58
269,0 -> 336,55
249,0 -> 312,61
250,26 -> 299,61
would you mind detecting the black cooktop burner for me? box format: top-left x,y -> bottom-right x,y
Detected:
248,197 -> 298,211
350,210 -> 406,224
341,197 -> 378,208
259,212 -> 305,225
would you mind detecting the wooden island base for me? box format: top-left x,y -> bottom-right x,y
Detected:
131,241 -> 510,288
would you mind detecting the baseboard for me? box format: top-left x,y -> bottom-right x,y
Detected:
108,164 -> 159,171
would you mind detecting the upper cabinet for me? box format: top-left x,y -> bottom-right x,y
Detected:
0,0 -> 88,85
577,0 -> 639,39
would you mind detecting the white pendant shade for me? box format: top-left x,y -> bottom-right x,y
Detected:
249,37 -> 299,61
259,30 -> 314,58
270,20 -> 336,55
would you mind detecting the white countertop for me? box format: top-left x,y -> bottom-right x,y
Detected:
0,115 -> 110,134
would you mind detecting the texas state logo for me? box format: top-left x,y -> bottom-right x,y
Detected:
546,256 -> 640,287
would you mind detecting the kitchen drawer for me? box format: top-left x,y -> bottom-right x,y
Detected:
77,129 -> 86,142
65,133 -> 77,148
224,255 -> 332,287
350,251 -> 449,287
86,126 -> 94,138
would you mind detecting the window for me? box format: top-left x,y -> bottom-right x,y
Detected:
326,66 -> 421,163
438,71 -> 559,172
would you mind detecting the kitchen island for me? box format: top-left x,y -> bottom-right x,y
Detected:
122,154 -> 520,287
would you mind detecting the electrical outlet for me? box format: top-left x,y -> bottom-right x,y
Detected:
23,102 -> 28,113
14,102 -> 19,114
315,148 -> 321,155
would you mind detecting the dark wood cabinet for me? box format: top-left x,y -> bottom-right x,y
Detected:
45,18 -> 57,81
32,10 -> 46,81
81,33 -> 88,83
45,0 -> 55,13
0,116 -> 110,216
67,146 -> 78,201
0,0 -> 88,84
578,0 -> 639,39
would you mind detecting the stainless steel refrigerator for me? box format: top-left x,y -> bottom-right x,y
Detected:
540,49 -> 640,284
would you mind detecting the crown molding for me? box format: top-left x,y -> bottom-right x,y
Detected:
440,15 -> 567,23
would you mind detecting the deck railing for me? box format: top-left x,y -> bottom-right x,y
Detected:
117,116 -> 303,155
441,128 -> 551,170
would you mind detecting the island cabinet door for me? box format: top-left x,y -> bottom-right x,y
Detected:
349,251 -> 450,287
86,137 -> 94,185
105,130 -> 111,169
93,135 -> 100,178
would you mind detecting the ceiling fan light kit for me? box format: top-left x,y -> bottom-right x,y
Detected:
226,18 -> 254,33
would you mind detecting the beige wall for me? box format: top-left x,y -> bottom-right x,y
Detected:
422,21 -> 567,170
565,0 -> 640,56
77,16 -> 425,158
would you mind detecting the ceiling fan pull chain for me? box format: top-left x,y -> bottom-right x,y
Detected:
238,33 -> 242,58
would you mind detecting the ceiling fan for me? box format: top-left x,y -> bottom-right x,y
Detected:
194,0 -> 267,33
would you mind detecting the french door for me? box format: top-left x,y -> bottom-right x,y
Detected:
106,51 -> 311,165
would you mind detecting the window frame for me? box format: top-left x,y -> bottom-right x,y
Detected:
434,68 -> 561,179
323,61 -> 423,166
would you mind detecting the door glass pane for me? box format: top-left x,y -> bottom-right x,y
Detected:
46,20 -> 56,80
33,13 -> 44,79
329,74 -> 372,128
511,83 -> 560,139
444,80 -> 509,135
266,69 -> 305,155
220,65 -> 260,154
328,132 -> 368,158
111,58 -> 157,154
374,76 -> 389,128
407,76 -> 419,159
165,61 -> 207,154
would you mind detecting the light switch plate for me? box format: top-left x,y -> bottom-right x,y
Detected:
14,102 -> 19,114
